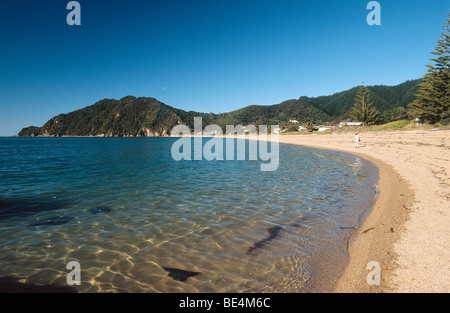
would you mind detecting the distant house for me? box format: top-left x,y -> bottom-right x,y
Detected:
273,127 -> 282,134
242,126 -> 257,134
289,119 -> 299,124
298,126 -> 308,132
338,122 -> 363,128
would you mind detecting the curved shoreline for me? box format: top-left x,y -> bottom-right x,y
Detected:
277,131 -> 450,293
331,150 -> 412,292
276,137 -> 413,292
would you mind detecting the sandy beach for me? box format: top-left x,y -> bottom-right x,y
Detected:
277,130 -> 450,292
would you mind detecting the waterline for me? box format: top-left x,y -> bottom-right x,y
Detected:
0,137 -> 378,292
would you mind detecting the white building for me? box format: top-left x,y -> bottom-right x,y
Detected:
338,122 -> 363,128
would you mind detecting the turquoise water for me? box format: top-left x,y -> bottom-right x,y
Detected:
0,137 -> 378,292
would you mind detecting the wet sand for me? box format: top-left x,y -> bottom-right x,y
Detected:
277,130 -> 450,292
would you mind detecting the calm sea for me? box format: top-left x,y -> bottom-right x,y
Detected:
0,137 -> 378,292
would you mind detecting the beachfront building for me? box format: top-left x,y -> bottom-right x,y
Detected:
338,122 -> 363,128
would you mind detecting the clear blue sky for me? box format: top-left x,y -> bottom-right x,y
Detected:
0,0 -> 449,136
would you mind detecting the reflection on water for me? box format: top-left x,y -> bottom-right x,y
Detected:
0,137 -> 378,292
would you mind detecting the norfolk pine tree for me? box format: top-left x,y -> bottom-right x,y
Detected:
409,13 -> 450,124
350,85 -> 380,126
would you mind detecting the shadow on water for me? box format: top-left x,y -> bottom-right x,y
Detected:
0,198 -> 69,220
163,267 -> 201,282
0,276 -> 77,293
246,217 -> 309,255
27,216 -> 74,227
246,225 -> 283,255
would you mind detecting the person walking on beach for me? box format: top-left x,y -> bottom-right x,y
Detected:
355,133 -> 360,148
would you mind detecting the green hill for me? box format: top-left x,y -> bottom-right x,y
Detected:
208,79 -> 421,128
18,79 -> 421,137
299,79 -> 421,119
19,97 -> 185,137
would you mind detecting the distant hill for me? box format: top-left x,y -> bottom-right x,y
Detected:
305,79 -> 421,119
18,79 -> 421,137
19,97 -> 214,137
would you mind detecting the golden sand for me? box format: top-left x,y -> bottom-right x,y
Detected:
277,130 -> 450,293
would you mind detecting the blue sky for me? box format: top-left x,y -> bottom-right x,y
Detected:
0,0 -> 449,136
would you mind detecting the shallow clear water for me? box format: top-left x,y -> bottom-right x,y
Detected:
0,137 -> 378,292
